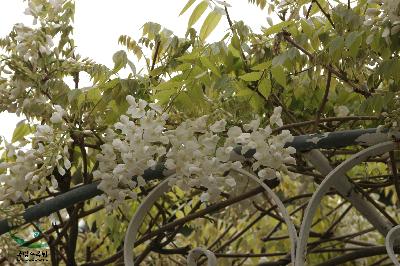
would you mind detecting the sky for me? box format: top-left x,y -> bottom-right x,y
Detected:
0,0 -> 268,141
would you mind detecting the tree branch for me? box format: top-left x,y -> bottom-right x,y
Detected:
281,31 -> 371,98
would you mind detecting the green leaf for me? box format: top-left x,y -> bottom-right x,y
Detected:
188,1 -> 208,28
180,0 -> 197,16
378,59 -> 400,81
300,19 -> 313,37
251,61 -> 271,71
239,71 -> 263,81
127,59 -> 136,74
176,210 -> 185,219
345,31 -> 362,58
199,11 -> 222,40
231,34 -> 241,51
271,66 -> 286,87
200,57 -> 221,77
262,20 -> 293,36
112,50 -> 127,72
12,120 -> 31,143
272,54 -> 288,66
328,36 -> 344,60
236,87 -> 255,97
153,88 -> 176,105
259,78 -> 271,98
154,80 -> 184,91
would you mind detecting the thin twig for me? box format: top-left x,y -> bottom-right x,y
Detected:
314,0 -> 335,28
315,70 -> 332,131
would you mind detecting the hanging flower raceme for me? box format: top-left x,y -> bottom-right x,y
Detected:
0,122 -> 72,206
95,95 -> 296,211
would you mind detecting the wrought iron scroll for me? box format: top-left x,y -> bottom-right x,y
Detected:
123,167 -> 299,265
296,141 -> 397,265
386,225 -> 400,265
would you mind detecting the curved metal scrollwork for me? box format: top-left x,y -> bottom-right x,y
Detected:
124,175 -> 175,266
124,141 -> 400,265
231,168 -> 298,263
187,247 -> 217,266
124,167 -> 298,265
386,225 -> 400,265
296,141 -> 397,265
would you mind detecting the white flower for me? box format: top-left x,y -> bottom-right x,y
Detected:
149,103 -> 163,113
64,157 -> 71,169
127,106 -> 145,118
49,0 -> 64,12
227,126 -> 242,138
50,112 -> 63,123
334,105 -> 350,117
126,95 -> 136,105
244,117 -> 260,132
94,97 -> 296,209
51,175 -> 58,189
258,168 -> 276,180
50,105 -> 66,123
57,164 -> 66,176
210,119 -> 226,132
270,106 -> 283,127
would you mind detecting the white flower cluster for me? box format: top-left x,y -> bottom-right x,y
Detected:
93,97 -> 169,209
13,23 -> 54,64
365,0 -> 400,38
50,105 -> 66,124
24,0 -> 65,25
0,124 -> 72,206
95,96 -> 296,211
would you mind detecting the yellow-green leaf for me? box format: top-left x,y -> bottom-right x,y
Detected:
188,1 -> 208,28
200,57 -> 221,77
259,78 -> 271,98
231,34 -> 241,51
199,11 -> 222,41
262,20 -> 293,36
251,62 -> 271,71
179,0 -> 197,16
271,66 -> 286,87
112,50 -> 127,72
176,210 -> 185,219
12,120 -> 31,143
239,71 -> 263,81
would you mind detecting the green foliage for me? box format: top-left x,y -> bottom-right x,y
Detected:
199,10 -> 222,40
188,1 -> 208,28
11,120 -> 31,143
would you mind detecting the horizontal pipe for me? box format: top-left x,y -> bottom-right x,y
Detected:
0,127 -> 387,236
